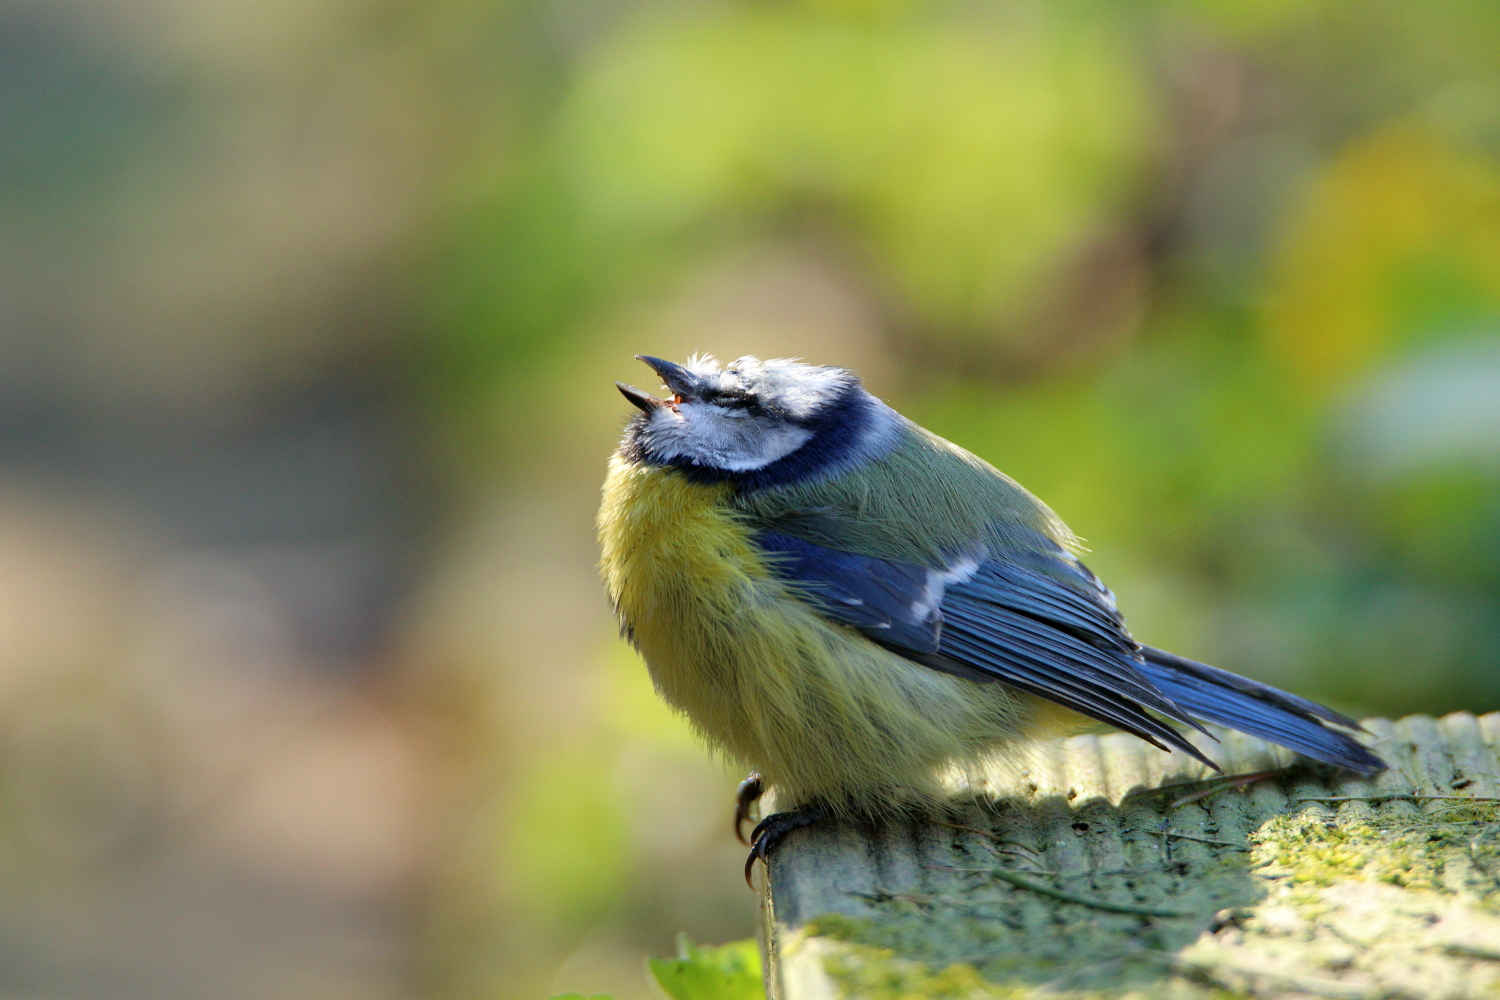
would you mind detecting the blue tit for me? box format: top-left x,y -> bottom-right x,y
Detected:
598,354 -> 1384,874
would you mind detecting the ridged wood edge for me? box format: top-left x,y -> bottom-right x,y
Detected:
763,713 -> 1500,1000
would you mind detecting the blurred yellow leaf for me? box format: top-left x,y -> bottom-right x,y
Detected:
1264,124 -> 1500,394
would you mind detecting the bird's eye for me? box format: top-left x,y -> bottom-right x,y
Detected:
711,393 -> 756,410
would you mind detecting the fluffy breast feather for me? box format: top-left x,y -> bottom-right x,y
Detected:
597,454 -> 1053,814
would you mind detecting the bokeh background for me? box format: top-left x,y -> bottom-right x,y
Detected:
4,0 -> 1500,997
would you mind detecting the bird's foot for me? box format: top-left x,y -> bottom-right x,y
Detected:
744,804 -> 829,888
734,773 -> 764,846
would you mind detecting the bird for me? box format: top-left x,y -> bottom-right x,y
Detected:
597,354 -> 1385,880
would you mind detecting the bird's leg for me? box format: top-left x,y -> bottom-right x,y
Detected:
734,772 -> 764,846
744,803 -> 830,888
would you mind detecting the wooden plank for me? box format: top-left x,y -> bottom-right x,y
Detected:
762,713 -> 1500,999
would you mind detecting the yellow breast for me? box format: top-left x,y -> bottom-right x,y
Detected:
596,455 -> 770,746
597,453 -> 1042,814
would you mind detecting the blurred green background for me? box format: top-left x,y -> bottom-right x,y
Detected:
3,0 -> 1500,997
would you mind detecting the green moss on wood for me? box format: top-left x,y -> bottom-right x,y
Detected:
820,943 -> 1017,1000
766,715 -> 1500,999
1252,804 -> 1500,895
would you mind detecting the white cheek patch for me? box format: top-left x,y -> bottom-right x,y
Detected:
643,404 -> 814,471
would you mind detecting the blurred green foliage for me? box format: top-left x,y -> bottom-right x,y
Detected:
545,935 -> 762,1000
28,0 -> 1500,998
425,0 -> 1500,718
559,2 -> 1151,338
647,936 -> 764,1000
1,0 -> 1487,996
405,0 -> 1500,996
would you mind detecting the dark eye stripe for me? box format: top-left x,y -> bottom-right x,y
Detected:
707,392 -> 757,410
703,389 -> 789,419
716,396 -> 755,409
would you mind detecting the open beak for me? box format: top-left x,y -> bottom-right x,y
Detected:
616,382 -> 664,414
617,355 -> 700,414
635,355 -> 699,399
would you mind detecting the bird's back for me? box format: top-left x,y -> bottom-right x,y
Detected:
733,419 -> 1077,568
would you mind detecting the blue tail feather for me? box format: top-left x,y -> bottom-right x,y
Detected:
1136,648 -> 1385,775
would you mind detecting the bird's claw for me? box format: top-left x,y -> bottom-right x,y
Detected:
734,773 -> 764,846
743,806 -> 828,889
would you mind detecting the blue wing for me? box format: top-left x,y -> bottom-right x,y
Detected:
758,531 -> 1215,766
756,531 -> 1384,775
756,532 -> 944,654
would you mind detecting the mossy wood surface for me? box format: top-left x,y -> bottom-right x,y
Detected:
762,713 -> 1500,1000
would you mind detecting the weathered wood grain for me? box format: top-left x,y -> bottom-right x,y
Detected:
763,713 -> 1500,1000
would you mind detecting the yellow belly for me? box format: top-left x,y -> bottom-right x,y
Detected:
597,455 -> 1044,814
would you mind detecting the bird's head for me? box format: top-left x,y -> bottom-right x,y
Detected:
616,354 -> 896,487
